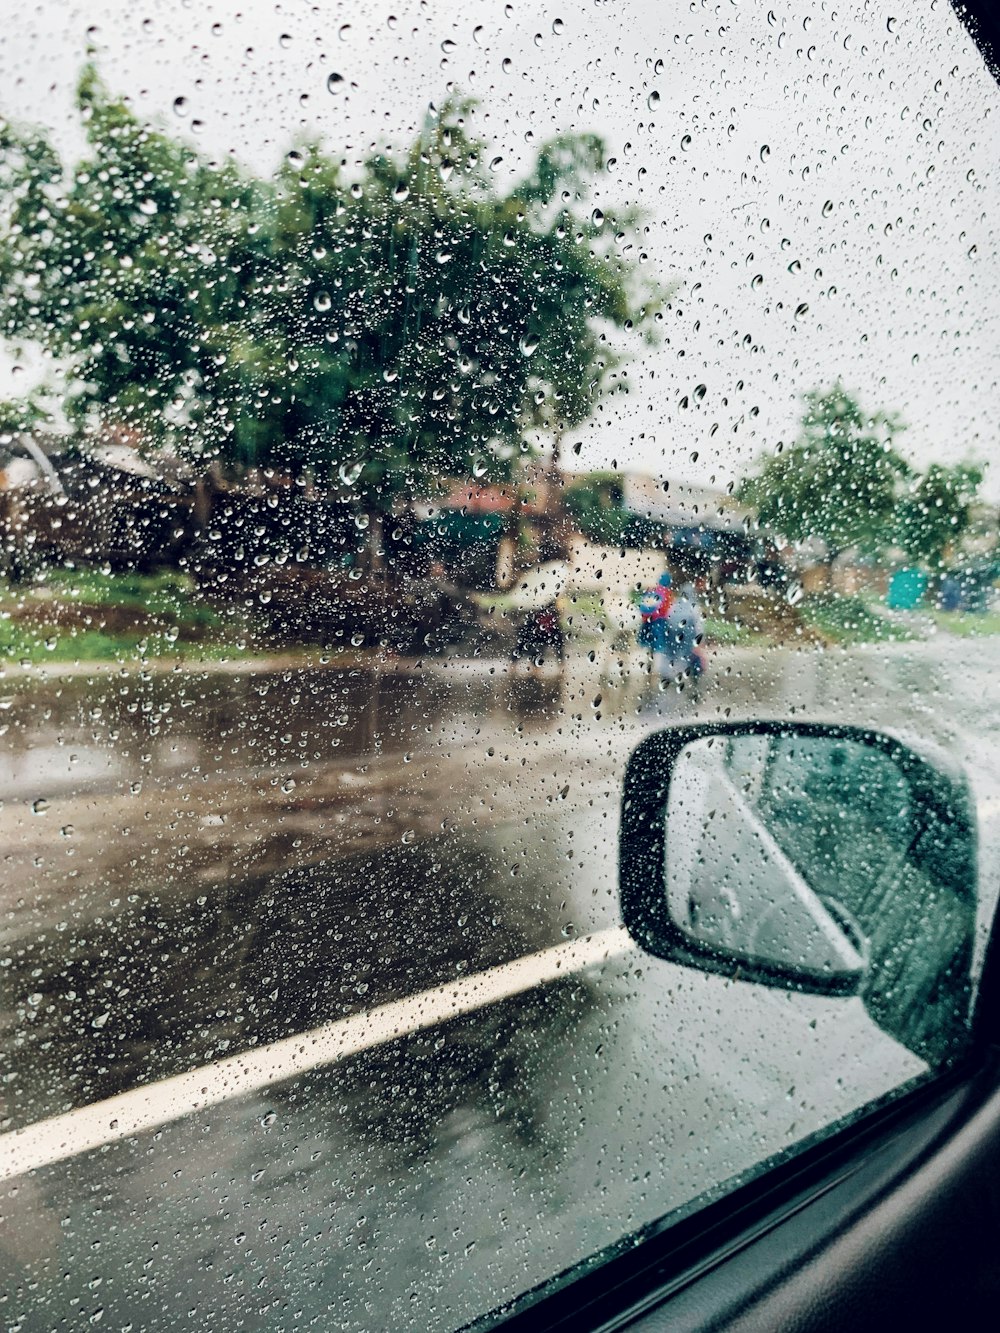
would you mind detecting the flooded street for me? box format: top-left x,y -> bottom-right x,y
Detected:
2,638 -> 1000,1329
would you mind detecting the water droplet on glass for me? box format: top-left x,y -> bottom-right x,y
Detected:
138,198 -> 158,216
32,798 -> 49,815
552,18 -> 564,35
339,460 -> 364,486
591,207 -> 604,228
794,302 -> 809,318
519,333 -> 539,357
172,96 -> 188,117
760,144 -> 770,162
822,199 -> 834,217
314,291 -> 332,312
648,90 -> 661,111
393,182 -> 410,201
326,72 -> 345,94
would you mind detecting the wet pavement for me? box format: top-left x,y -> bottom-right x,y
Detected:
2,637 -> 1000,1329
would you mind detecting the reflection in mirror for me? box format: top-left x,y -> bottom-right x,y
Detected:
666,737 -> 867,987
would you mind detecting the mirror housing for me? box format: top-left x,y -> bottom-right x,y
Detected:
619,723 -> 977,1031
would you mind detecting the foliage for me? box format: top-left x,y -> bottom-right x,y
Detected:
0,69 -> 661,511
737,382 -> 909,559
893,462 -> 984,571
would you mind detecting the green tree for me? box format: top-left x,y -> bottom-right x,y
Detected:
0,70 -> 660,517
894,462 -> 983,572
738,382 -> 909,563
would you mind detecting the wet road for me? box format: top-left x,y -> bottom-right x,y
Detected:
2,639 -> 1000,1329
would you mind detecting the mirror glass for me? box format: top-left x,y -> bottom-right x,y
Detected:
665,736 -> 870,985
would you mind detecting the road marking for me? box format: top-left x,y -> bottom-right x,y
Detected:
0,925 -> 634,1182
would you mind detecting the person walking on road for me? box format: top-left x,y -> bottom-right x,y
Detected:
659,582 -> 706,692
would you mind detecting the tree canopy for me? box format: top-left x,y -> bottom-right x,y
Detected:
0,68 -> 660,510
737,383 -> 910,559
893,462 -> 984,572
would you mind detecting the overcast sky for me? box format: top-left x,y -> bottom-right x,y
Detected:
2,0 -> 999,495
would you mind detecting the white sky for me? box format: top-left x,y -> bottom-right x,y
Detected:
2,0 -> 999,496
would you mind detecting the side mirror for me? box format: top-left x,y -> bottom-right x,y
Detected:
620,723 -> 977,1060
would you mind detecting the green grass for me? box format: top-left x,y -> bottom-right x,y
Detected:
0,617 -> 245,666
0,569 -> 234,665
702,616 -> 759,645
798,593 -> 913,645
928,609 -> 1000,637
32,568 -> 222,632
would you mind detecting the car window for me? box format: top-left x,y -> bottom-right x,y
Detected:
1,2 -> 999,1329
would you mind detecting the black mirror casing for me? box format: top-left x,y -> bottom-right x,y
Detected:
619,722 -> 977,1004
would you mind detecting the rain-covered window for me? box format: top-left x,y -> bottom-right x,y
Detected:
0,3 -> 998,1328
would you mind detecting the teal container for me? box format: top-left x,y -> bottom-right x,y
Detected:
887,566 -> 928,611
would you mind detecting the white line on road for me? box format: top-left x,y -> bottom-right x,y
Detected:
0,925 -> 635,1182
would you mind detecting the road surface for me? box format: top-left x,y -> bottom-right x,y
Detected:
1,637 -> 998,1329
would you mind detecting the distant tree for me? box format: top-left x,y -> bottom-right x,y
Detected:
737,382 -> 910,565
0,69 -> 661,518
894,462 -> 983,572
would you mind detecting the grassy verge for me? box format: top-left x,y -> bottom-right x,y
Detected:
0,570 -> 237,666
928,609 -> 1000,637
798,593 -> 913,646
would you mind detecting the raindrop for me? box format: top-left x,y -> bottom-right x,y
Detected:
760,144 -> 770,162
32,798 -> 49,815
260,1111 -> 277,1128
647,90 -> 661,111
552,18 -> 564,35
326,72 -> 345,94
393,182 -> 410,201
172,96 -> 188,117
794,302 -> 809,318
752,274 -> 764,289
279,33 -> 292,48
441,39 -> 456,54
787,259 -> 801,274
338,24 -> 351,40
138,198 -> 158,216
519,333 -> 539,357
680,134 -> 692,151
314,291 -> 332,312
822,200 -> 834,217
591,207 -> 605,228
339,460 -> 364,486
489,155 -> 503,171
